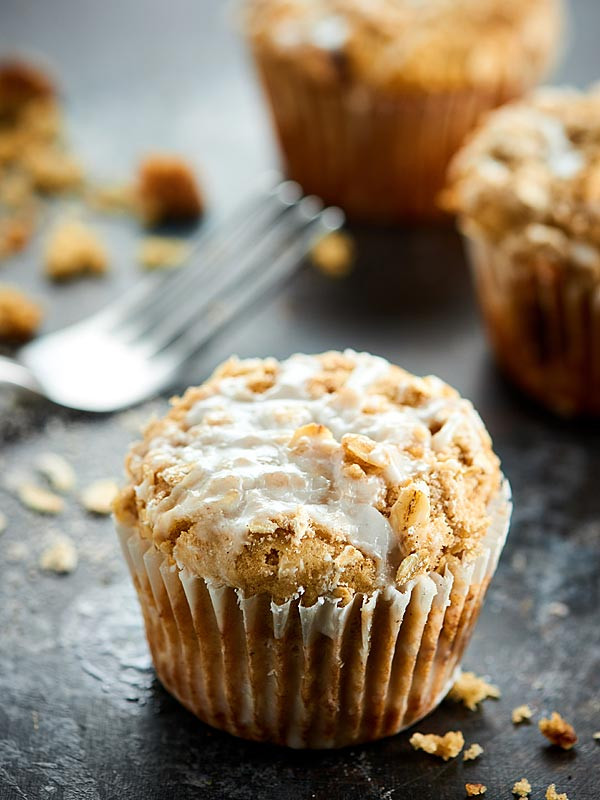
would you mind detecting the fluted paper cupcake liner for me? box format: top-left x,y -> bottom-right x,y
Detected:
467,234 -> 600,415
252,51 -> 524,223
117,480 -> 511,748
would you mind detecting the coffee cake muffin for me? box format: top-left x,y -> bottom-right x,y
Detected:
446,87 -> 600,416
243,0 -> 563,222
115,351 -> 511,747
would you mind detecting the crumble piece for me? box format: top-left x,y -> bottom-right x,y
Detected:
512,704 -> 533,724
0,216 -> 32,258
23,144 -> 83,193
539,712 -> 577,749
409,731 -> 464,760
86,182 -> 136,214
310,231 -> 355,279
80,479 -> 119,515
18,483 -> 65,514
44,220 -> 108,280
0,285 -> 42,341
513,778 -> 532,797
0,59 -> 54,121
137,154 -> 203,226
546,601 -> 569,618
39,535 -> 78,574
35,453 -> 76,493
0,171 -> 33,209
449,671 -> 501,711
593,731 -> 600,741
465,785 -> 486,797
0,511 -> 6,534
463,743 -> 483,761
138,236 -> 190,269
546,784 -> 568,800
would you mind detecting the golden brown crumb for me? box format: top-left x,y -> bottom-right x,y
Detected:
0,171 -> 33,209
512,704 -> 533,724
23,144 -> 83,193
35,453 -> 76,493
463,743 -> 484,761
513,778 -> 532,797
465,785 -> 486,797
44,220 -> 108,280
0,59 -> 54,120
80,479 -> 119,515
39,535 -> 77,573
18,483 -> 64,514
310,231 -> 355,279
545,784 -> 568,800
0,285 -> 42,341
138,236 -> 190,269
137,154 -> 203,226
86,183 -> 136,214
409,731 -> 464,760
0,216 -> 32,258
593,731 -> 600,741
449,671 -> 501,711
539,712 -> 577,750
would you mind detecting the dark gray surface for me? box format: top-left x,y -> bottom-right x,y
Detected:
1,1 -> 600,798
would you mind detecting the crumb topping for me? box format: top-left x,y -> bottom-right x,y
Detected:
409,730 -> 464,760
546,784 -> 569,800
513,778 -> 532,797
115,351 -> 503,604
44,220 -> 108,280
463,743 -> 484,762
81,479 -> 119,516
465,785 -> 486,797
512,704 -> 533,724
449,671 -> 501,711
446,87 -> 600,275
539,711 -> 577,749
139,236 -> 190,270
0,284 -> 42,342
245,0 -> 561,91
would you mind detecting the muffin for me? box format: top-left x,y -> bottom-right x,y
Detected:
243,0 -> 564,222
114,351 -> 511,748
445,87 -> 600,416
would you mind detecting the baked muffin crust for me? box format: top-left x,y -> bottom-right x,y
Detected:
245,0 -> 562,91
445,87 -> 600,275
115,351 -> 501,605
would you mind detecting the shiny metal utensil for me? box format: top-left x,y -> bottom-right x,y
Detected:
0,179 -> 343,412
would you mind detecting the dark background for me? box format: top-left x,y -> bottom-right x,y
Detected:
1,1 -> 599,798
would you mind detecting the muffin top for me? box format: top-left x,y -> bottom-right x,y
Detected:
445,87 -> 600,276
115,351 -> 502,605
245,0 -> 561,91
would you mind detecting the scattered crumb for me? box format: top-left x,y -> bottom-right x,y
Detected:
465,784 -> 486,797
512,704 -> 533,724
39,534 -> 78,574
0,170 -> 34,209
463,743 -> 483,762
593,731 -> 600,741
86,182 -> 136,214
7,541 -> 27,563
0,510 -> 6,534
409,731 -> 464,761
546,601 -> 569,618
44,220 -> 108,280
137,154 -> 203,225
0,59 -> 54,120
513,778 -> 532,797
35,452 -> 76,493
80,478 -> 119,515
138,236 -> 189,269
449,671 -> 501,711
18,483 -> 65,514
0,215 -> 32,257
546,784 -> 568,800
539,712 -> 577,750
0,285 -> 42,341
310,230 -> 355,278
22,144 -> 83,192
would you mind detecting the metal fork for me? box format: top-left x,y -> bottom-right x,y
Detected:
0,178 -> 343,412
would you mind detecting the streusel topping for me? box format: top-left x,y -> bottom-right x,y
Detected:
245,0 -> 561,90
446,87 -> 600,275
115,351 -> 501,604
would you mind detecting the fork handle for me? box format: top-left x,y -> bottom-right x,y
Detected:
0,355 -> 42,395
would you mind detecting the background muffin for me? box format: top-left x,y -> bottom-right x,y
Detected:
115,351 -> 511,748
445,86 -> 600,416
244,0 -> 564,222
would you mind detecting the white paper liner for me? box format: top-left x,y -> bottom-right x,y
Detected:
467,234 -> 600,415
117,480 -> 511,748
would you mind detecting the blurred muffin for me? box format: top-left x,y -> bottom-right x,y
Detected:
115,351 -> 510,747
446,87 -> 600,416
243,0 -> 564,222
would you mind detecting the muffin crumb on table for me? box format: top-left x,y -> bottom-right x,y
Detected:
539,712 -> 578,749
310,231 -> 355,279
465,785 -> 486,797
44,219 -> 108,280
512,778 -> 532,797
80,479 -> 119,515
0,284 -> 42,341
512,704 -> 533,724
39,534 -> 78,574
409,731 -> 465,761
138,236 -> 190,270
546,784 -> 569,800
137,154 -> 203,226
18,483 -> 65,515
463,743 -> 484,762
448,671 -> 501,711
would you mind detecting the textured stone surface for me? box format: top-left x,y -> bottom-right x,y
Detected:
1,1 -> 599,798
